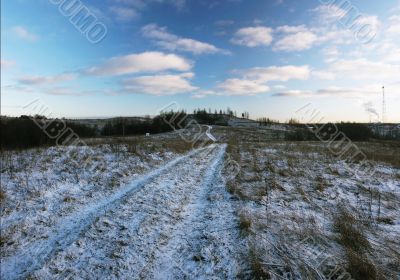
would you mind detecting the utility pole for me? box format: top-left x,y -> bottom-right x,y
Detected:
382,86 -> 386,123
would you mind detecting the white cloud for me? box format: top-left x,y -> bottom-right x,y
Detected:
109,6 -> 139,21
110,0 -> 186,21
85,51 -> 192,76
12,26 -> 38,42
387,15 -> 400,35
352,15 -> 380,39
384,48 -> 400,63
273,90 -> 313,97
274,24 -> 353,52
18,74 -> 76,85
217,79 -> 270,95
274,87 -> 371,98
311,4 -> 381,45
316,86 -> 380,97
191,90 -> 218,99
274,83 -> 400,101
121,73 -> 197,95
273,31 -> 317,51
312,70 -> 335,80
142,24 -> 229,55
231,26 -> 273,47
1,60 -> 16,68
309,58 -> 400,87
321,46 -> 340,63
45,87 -> 94,96
330,59 -> 400,81
313,4 -> 348,23
276,25 -> 308,33
317,29 -> 353,45
207,65 -> 310,96
241,65 -> 311,82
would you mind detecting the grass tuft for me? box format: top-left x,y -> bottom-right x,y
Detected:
346,249 -> 379,280
334,209 -> 370,253
249,253 -> 271,279
0,190 -> 6,202
238,211 -> 252,234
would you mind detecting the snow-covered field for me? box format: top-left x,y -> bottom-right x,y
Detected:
1,128 -> 399,279
223,129 -> 400,279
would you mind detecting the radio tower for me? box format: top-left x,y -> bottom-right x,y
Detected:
382,86 -> 386,123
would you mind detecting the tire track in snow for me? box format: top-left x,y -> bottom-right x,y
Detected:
140,144 -> 246,279
30,145 -> 222,279
0,145 -> 215,280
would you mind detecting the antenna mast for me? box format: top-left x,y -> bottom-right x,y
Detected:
382,86 -> 386,123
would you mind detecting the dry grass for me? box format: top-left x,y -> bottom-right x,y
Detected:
90,134 -> 201,156
63,196 -> 75,203
315,175 -> 327,192
295,186 -> 310,202
266,177 -> 285,191
0,190 -> 6,202
248,246 -> 271,280
238,211 -> 252,234
346,249 -> 381,280
0,234 -> 8,247
376,217 -> 395,225
360,141 -> 400,168
333,209 -> 383,279
334,209 -> 370,253
214,129 -> 398,278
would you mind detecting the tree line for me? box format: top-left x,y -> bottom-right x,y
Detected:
286,122 -> 376,141
1,113 -> 395,150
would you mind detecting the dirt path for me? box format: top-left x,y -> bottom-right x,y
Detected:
2,144 -> 245,280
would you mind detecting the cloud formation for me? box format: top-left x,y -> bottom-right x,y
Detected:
273,31 -> 318,51
12,26 -> 38,42
329,59 -> 400,81
1,60 -> 16,68
85,51 -> 192,76
142,24 -> 229,55
109,6 -> 139,21
110,0 -> 186,21
121,73 -> 197,95
217,79 -> 270,95
241,65 -> 311,82
231,26 -> 273,47
201,65 -> 311,97
18,74 -> 76,85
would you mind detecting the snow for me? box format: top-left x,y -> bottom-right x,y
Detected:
1,130 -> 399,279
230,140 -> 400,278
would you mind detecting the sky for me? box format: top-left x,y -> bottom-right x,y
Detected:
1,0 -> 400,122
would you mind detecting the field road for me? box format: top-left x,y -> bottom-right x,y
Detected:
1,144 -> 245,280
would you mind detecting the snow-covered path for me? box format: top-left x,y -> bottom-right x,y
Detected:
2,144 -> 244,280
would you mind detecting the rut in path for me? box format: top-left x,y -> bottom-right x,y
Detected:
2,144 -> 246,279
1,145 -> 212,280
28,144 -> 246,279
140,143 -> 246,279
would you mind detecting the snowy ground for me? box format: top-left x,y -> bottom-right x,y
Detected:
1,136 -> 246,279
1,128 -> 399,279
223,130 -> 400,279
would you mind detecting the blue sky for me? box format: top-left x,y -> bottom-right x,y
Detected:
1,0 -> 400,122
